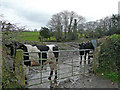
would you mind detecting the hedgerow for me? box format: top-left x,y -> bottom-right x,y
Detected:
96,34 -> 120,82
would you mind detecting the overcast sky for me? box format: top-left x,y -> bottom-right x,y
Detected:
1,0 -> 120,30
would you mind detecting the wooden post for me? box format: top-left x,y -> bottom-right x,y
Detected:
14,49 -> 25,86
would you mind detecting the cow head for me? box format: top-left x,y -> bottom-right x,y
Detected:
5,41 -> 21,57
79,43 -> 85,49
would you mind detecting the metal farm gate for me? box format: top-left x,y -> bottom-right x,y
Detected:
22,49 -> 93,88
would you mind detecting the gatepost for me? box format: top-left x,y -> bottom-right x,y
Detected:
14,49 -> 25,86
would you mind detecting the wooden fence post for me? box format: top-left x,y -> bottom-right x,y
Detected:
14,49 -> 25,86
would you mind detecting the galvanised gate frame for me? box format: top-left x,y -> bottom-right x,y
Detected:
23,49 -> 93,88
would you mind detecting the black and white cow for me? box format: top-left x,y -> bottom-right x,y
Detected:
79,41 -> 94,65
5,41 -> 59,81
18,43 -> 59,80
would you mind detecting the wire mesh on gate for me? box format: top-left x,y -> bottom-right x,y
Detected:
23,49 -> 93,88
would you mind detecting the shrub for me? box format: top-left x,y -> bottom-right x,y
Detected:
96,34 -> 120,82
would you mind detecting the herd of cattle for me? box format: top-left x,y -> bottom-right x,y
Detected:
5,40 -> 97,82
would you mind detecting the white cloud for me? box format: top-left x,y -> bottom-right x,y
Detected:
1,0 -> 120,30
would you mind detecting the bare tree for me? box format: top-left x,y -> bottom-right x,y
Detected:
47,13 -> 63,41
80,14 -> 120,38
60,10 -> 69,39
47,10 -> 85,40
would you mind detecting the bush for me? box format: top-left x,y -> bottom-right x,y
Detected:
2,47 -> 27,89
2,58 -> 26,89
96,34 -> 120,82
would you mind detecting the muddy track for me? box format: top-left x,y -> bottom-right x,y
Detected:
26,42 -> 119,88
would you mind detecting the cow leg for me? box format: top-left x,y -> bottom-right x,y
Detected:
86,53 -> 89,64
48,70 -> 53,80
48,60 -> 54,80
56,59 -> 58,64
41,60 -> 44,69
80,56 -> 82,65
41,60 -> 48,70
84,55 -> 86,64
88,56 -> 90,64
54,70 -> 57,80
88,51 -> 91,64
39,61 -> 44,70
53,70 -> 58,87
25,75 -> 28,85
84,51 -> 88,64
88,55 -> 91,60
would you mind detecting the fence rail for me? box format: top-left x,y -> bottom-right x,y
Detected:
23,49 -> 93,53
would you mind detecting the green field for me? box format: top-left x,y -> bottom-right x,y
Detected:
19,31 -> 56,42
20,31 -> 40,41
18,31 -> 88,42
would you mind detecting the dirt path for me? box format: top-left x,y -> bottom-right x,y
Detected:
26,55 -> 118,88
57,73 -> 118,88
27,62 -> 118,88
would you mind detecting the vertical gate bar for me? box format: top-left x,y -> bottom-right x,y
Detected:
40,51 -> 42,84
78,51 -> 81,77
58,50 -> 60,81
79,51 -> 81,77
72,51 -> 74,76
83,50 -> 85,76
83,50 -> 85,87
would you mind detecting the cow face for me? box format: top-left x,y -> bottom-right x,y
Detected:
79,43 -> 86,49
17,44 -> 28,52
5,41 -> 20,57
79,43 -> 85,55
